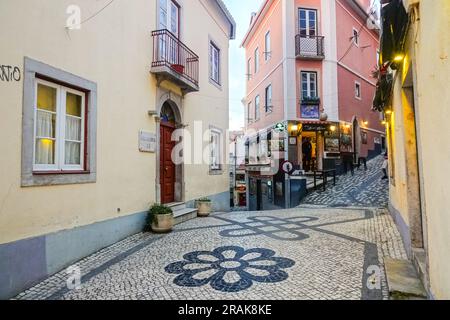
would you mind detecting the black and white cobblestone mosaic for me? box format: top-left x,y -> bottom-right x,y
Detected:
14,206 -> 406,300
301,156 -> 389,208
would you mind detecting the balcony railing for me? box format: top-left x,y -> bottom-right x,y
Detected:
295,35 -> 325,60
301,96 -> 321,105
151,29 -> 199,92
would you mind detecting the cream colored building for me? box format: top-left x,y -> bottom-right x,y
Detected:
0,0 -> 235,299
376,0 -> 450,299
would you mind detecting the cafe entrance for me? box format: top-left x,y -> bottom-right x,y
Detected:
295,121 -> 339,172
301,131 -> 321,172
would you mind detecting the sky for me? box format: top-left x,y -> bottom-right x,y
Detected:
224,0 -> 264,131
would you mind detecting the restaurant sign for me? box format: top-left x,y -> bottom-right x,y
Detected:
302,124 -> 329,132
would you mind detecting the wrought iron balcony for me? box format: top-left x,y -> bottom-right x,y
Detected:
151,29 -> 199,93
295,35 -> 325,60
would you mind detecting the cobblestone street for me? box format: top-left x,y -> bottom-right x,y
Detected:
301,156 -> 389,208
15,204 -> 406,300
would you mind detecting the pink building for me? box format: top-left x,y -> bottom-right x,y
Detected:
242,0 -> 385,210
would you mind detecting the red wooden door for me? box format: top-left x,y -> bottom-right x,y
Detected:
160,124 -> 176,204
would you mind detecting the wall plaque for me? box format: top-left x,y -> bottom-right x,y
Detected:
139,130 -> 156,153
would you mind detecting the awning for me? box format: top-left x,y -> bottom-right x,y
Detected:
379,0 -> 409,66
373,0 -> 408,112
299,120 -> 336,125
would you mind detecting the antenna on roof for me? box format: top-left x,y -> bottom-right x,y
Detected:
249,12 -> 257,26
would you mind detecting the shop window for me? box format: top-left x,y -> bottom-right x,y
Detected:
250,179 -> 257,196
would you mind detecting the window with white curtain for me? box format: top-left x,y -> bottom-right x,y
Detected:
210,129 -> 222,171
34,79 -> 85,172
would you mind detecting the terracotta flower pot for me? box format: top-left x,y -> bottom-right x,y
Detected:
171,64 -> 185,74
197,201 -> 212,217
151,213 -> 174,233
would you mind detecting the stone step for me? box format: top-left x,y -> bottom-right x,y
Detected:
384,258 -> 427,300
173,208 -> 198,225
412,248 -> 428,291
167,202 -> 186,212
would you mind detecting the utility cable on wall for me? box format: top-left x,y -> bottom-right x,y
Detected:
66,0 -> 116,30
338,22 -> 365,63
80,0 -> 115,26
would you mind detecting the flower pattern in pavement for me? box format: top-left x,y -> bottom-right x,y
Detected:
165,246 -> 295,292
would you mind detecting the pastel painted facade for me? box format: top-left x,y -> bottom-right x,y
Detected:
242,0 -> 384,210
379,0 -> 450,299
0,0 -> 235,299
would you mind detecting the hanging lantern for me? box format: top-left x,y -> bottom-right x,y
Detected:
319,113 -> 328,121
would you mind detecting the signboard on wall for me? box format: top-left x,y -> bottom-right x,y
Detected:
139,130 -> 156,153
303,124 -> 329,132
300,105 -> 320,119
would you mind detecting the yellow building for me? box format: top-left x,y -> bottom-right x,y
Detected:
0,0 -> 235,299
375,0 -> 450,299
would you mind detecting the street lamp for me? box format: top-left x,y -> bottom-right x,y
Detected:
393,54 -> 405,62
290,124 -> 299,136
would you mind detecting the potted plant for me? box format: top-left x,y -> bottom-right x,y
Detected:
301,96 -> 321,105
145,204 -> 174,233
196,197 -> 212,217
